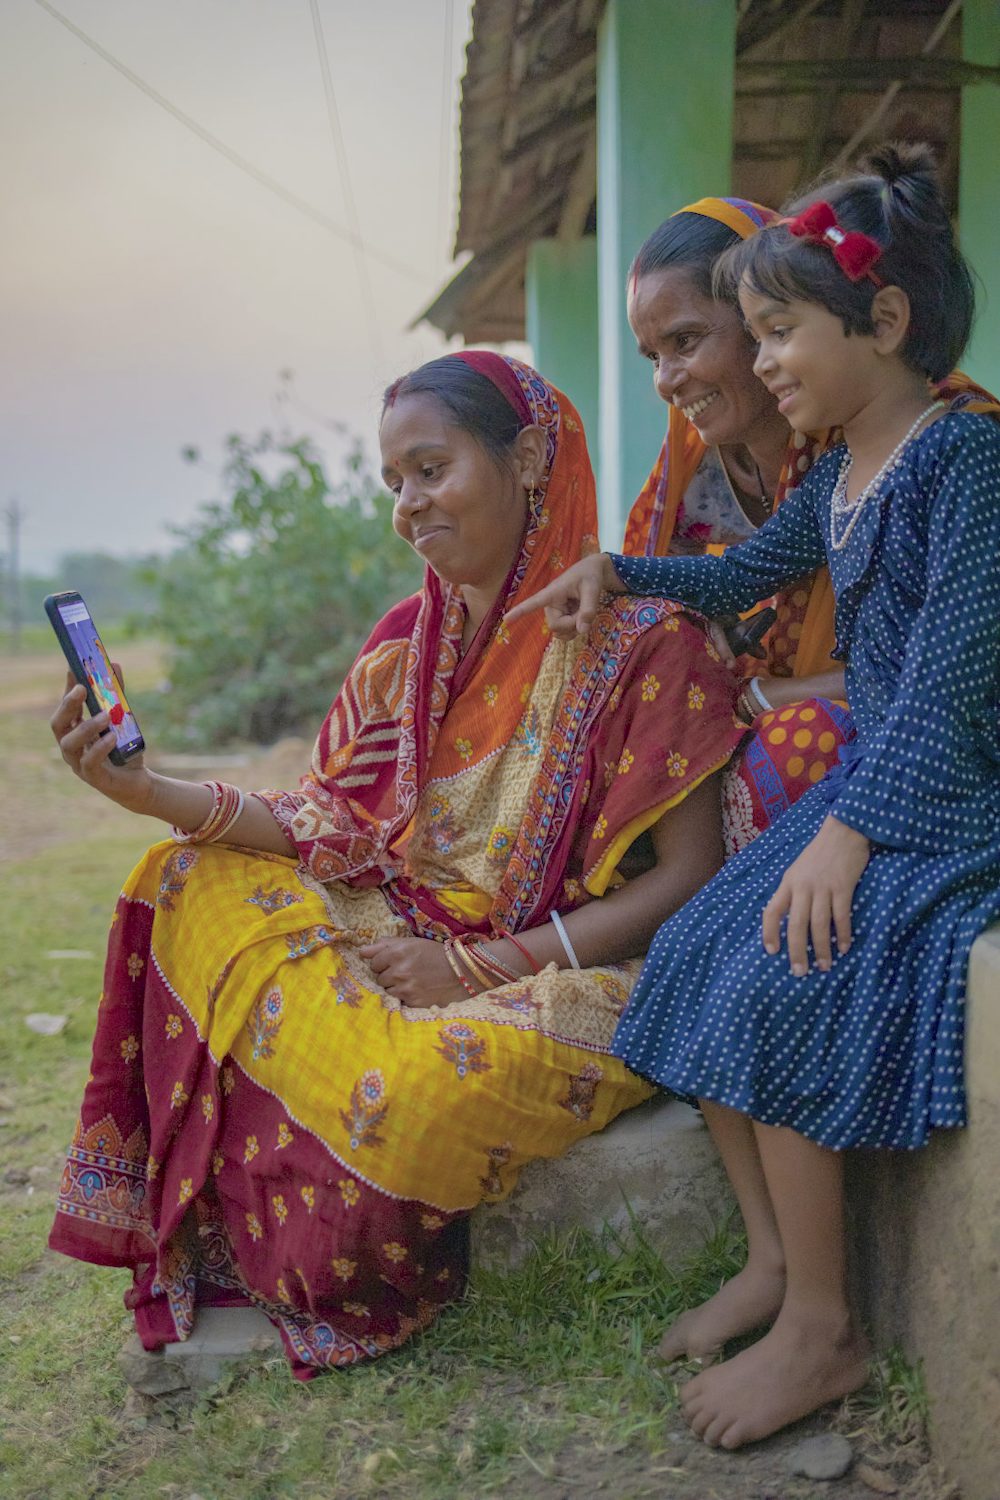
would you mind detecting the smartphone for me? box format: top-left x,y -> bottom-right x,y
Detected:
44,591 -> 145,765
724,605 -> 777,659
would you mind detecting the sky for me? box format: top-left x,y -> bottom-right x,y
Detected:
2,0 -> 478,573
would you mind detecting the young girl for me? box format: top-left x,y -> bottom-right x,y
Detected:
510,144 -> 1000,1448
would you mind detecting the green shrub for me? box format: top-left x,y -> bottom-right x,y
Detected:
154,431 -> 422,746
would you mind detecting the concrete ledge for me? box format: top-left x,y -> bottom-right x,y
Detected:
120,1306 -> 283,1394
471,1096 -> 734,1270
848,925 -> 1000,1500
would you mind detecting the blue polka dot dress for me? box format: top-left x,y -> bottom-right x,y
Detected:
611,412 -> 1000,1149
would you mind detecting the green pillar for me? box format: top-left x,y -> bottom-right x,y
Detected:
960,0 -> 1000,395
525,237 -> 600,479
597,0 -> 736,546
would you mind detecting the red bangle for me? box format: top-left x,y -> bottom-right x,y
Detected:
501,930 -> 541,974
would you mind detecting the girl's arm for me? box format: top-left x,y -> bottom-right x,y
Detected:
509,476 -> 829,636
361,772 -> 725,1005
51,677 -> 296,856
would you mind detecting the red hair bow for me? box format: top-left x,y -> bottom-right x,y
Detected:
785,201 -> 884,286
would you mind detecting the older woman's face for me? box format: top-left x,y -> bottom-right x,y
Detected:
381,393 -> 529,595
628,266 -> 781,448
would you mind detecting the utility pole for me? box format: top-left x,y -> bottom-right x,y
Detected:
5,498 -> 24,652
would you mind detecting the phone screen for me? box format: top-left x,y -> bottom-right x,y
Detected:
56,597 -> 144,758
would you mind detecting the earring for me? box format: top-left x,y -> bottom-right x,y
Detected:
527,484 -> 539,507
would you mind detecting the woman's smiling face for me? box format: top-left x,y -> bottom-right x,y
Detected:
380,392 -> 529,596
627,265 -> 782,447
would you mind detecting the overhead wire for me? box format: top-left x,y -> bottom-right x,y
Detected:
32,0 -> 425,284
307,0 -> 384,369
437,0 -> 456,269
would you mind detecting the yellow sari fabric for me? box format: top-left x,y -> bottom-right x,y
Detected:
127,839 -> 648,1214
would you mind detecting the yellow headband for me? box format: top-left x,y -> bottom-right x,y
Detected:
674,196 -> 775,241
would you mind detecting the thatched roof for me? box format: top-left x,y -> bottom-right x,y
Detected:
419,0 -> 980,342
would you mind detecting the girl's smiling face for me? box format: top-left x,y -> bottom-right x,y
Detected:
627,266 -> 782,448
740,282 -> 871,434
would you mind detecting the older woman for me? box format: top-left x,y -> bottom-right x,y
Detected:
48,353 -> 745,1377
625,196 -> 997,851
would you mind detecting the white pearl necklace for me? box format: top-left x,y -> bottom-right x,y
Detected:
829,401 -> 944,552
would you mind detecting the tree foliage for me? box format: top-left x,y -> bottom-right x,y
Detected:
154,431 -> 422,746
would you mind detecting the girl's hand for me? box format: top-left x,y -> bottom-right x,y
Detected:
505,553 -> 623,638
50,672 -> 153,813
358,936 -> 470,1008
762,814 -> 870,975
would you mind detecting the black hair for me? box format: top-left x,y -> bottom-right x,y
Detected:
382,357 -> 524,469
715,143 -> 975,382
629,211 -> 744,299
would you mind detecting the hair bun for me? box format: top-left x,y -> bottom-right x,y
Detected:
857,140 -> 938,188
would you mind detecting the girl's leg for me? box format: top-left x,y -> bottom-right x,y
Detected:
681,1121 -> 870,1448
658,1099 -> 786,1361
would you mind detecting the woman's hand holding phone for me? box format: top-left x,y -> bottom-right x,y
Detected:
51,670 -> 154,812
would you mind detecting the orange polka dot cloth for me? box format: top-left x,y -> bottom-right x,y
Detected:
721,698 -> 855,856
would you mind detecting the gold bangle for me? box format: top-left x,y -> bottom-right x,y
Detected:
443,940 -> 480,997
452,937 -> 493,990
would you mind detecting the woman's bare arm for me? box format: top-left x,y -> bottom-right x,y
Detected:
361,772 -> 725,1007
755,667 -> 846,710
491,770 -> 725,972
51,676 -> 295,856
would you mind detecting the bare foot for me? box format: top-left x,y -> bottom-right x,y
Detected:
679,1307 -> 871,1449
656,1262 -> 786,1364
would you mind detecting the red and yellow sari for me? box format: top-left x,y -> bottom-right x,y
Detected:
51,357 -> 745,1376
623,196 -> 1000,850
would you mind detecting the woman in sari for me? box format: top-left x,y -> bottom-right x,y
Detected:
625,195 -> 998,852
49,353 -> 745,1378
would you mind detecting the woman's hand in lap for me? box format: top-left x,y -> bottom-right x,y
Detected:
359,936 -> 469,1008
762,814 -> 870,975
506,553 -> 623,638
51,673 -> 154,813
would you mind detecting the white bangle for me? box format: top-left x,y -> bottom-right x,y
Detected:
749,676 -> 774,714
550,910 -> 581,970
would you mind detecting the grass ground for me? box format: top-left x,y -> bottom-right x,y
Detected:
0,640 -> 955,1500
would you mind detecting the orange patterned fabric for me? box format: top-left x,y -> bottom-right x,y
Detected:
258,356 -> 745,936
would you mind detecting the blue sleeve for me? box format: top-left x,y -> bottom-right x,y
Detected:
831,420 -> 1000,854
610,474 -> 828,615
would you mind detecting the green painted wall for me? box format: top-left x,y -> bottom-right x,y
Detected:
525,237 -> 601,481
960,0 -> 1000,395
596,0 -> 736,546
